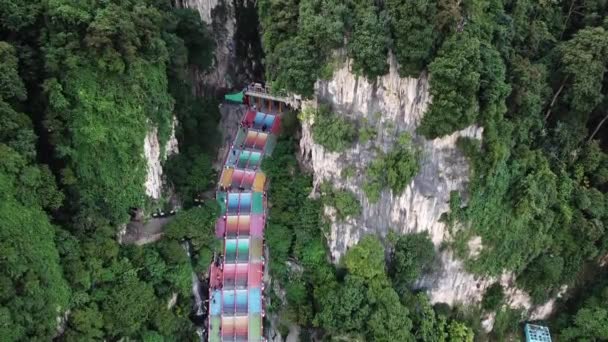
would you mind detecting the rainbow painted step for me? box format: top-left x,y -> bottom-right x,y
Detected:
209,95 -> 283,342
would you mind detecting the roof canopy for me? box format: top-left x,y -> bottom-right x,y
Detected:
225,91 -> 244,103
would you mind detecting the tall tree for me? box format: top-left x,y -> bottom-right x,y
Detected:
419,31 -> 482,138
348,3 -> 391,79
386,0 -> 439,76
555,27 -> 608,118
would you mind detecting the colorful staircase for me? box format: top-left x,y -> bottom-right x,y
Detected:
208,95 -> 283,342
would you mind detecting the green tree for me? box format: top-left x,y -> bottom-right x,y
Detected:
558,26 -> 608,116
165,153 -> 215,200
315,276 -> 370,335
364,133 -> 420,202
311,105 -> 357,152
0,170 -> 70,341
517,255 -> 564,303
366,283 -> 414,342
348,4 -> 391,79
390,232 -> 436,296
164,203 -> 220,271
0,0 -> 41,31
481,283 -> 504,311
0,42 -> 26,101
319,182 -> 362,220
269,35 -> 320,97
101,275 -> 156,337
64,304 -> 104,341
419,31 -> 482,138
408,292 -> 446,342
447,320 -> 474,342
343,235 -> 386,280
385,133 -> 420,193
561,307 -> 608,341
258,0 -> 300,56
386,0 -> 438,76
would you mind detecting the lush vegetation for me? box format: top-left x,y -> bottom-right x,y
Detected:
319,181 -> 362,220
481,283 -> 505,312
3,0 -> 608,339
259,0 -> 395,95
430,4 -> 608,314
308,105 -> 357,152
364,133 -> 420,202
389,232 -> 437,298
0,148 -> 69,340
386,0 -> 439,76
554,275 -> 608,341
358,118 -> 378,144
0,1 -> 218,340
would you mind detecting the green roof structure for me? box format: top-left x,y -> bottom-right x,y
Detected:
224,91 -> 244,104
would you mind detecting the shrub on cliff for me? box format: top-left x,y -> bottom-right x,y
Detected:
481,283 -> 505,311
311,105 -> 357,152
389,232 -> 436,296
319,182 -> 362,220
364,133 -> 420,202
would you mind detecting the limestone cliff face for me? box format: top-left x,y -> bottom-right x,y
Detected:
181,0 -> 236,90
300,56 -> 555,321
301,56 -> 483,304
179,0 -> 264,92
144,117 -> 179,199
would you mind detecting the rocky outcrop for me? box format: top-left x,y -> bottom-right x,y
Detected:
144,117 -> 180,199
300,55 -> 553,320
184,0 -> 236,90
301,55 -> 480,259
180,0 -> 264,93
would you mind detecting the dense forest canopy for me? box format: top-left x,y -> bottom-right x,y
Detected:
0,0 -> 218,340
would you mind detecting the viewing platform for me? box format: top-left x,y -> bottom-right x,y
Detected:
225,83 -> 301,110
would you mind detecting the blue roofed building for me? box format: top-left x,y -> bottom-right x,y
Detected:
525,323 -> 552,342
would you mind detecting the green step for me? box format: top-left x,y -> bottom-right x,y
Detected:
217,192 -> 227,215
252,192 -> 264,214
248,314 -> 262,341
209,316 -> 221,342
249,152 -> 261,167
265,135 -> 277,156
238,151 -> 251,168
237,239 -> 250,262
225,239 -> 237,262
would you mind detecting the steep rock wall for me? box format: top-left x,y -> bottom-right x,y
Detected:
300,56 -> 554,320
301,56 -> 482,304
144,117 -> 179,199
180,0 -> 264,92
182,0 -> 236,90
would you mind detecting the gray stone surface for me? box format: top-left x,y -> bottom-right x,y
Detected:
300,56 -> 558,323
300,56 -> 498,307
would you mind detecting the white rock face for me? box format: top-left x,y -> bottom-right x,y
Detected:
144,117 -> 180,199
300,56 -> 554,320
179,0 -> 218,24
301,55 -> 480,260
166,116 -> 180,156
